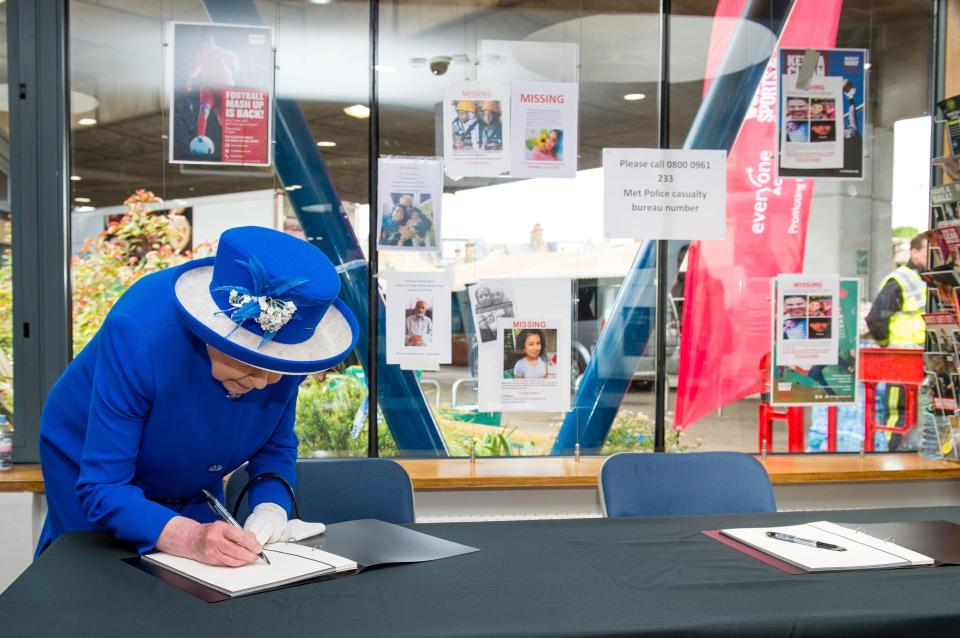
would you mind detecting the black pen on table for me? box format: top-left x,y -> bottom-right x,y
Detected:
765,531 -> 846,552
201,489 -> 271,565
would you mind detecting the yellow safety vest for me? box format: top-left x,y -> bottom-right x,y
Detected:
880,265 -> 927,346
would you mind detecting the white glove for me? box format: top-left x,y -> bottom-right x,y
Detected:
243,503 -> 288,545
281,519 -> 326,542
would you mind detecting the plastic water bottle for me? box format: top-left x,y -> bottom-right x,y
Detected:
0,415 -> 12,470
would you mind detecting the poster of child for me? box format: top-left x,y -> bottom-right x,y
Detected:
502,327 -> 558,380
378,192 -> 437,250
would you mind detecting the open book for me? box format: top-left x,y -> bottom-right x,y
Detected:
143,541 -> 358,598
719,521 -> 935,572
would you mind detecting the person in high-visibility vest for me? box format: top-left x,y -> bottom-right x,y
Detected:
865,233 -> 928,450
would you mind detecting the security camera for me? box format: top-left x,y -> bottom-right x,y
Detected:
429,56 -> 452,76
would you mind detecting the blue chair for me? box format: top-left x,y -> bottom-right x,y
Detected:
226,458 -> 415,525
599,452 -> 776,518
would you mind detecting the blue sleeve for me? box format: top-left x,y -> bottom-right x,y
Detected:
245,383 -> 300,516
75,312 -> 178,554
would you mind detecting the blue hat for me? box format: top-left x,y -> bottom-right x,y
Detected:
172,226 -> 359,374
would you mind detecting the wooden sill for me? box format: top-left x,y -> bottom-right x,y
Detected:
5,454 -> 960,494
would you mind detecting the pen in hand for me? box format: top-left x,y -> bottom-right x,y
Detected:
202,489 -> 271,565
766,531 -> 846,552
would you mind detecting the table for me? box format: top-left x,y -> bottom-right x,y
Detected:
3,507 -> 960,637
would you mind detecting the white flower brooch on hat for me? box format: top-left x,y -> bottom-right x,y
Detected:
214,255 -> 318,348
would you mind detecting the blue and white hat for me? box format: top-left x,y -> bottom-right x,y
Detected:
172,226 -> 359,374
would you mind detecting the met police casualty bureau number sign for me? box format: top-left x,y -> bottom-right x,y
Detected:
603,149 -> 727,240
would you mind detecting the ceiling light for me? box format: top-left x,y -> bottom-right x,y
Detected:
374,65 -> 395,73
316,141 -> 337,147
308,0 -> 333,4
284,184 -> 302,191
77,117 -> 97,126
70,175 -> 82,181
74,205 -> 95,213
623,93 -> 646,101
343,104 -> 370,119
864,62 -> 872,70
74,197 -> 91,203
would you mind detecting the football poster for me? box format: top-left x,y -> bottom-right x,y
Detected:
170,23 -> 274,166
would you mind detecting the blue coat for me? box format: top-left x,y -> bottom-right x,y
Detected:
37,266 -> 302,555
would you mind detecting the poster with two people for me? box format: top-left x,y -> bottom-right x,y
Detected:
442,81 -> 578,179
777,48 -> 867,179
377,157 -> 443,252
170,23 -> 274,166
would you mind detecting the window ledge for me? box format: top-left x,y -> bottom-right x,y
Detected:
5,455 -> 960,494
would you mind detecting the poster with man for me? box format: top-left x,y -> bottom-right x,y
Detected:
772,278 -> 859,405
442,84 -> 510,178
777,48 -> 867,179
170,23 -> 274,166
775,274 -> 840,367
384,271 -> 452,367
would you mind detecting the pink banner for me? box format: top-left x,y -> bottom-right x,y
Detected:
674,0 -> 843,429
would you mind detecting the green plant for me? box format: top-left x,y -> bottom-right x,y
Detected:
71,189 -> 207,354
294,373 -> 397,457
602,410 -> 701,454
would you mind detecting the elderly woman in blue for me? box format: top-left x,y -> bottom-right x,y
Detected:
37,227 -> 359,566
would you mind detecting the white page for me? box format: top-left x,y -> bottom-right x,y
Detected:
720,523 -> 929,572
807,522 -> 935,566
144,541 -> 356,595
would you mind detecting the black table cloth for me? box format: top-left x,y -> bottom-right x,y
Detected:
3,507 -> 960,637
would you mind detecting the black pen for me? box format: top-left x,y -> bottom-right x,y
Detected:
201,489 -> 271,565
766,531 -> 846,552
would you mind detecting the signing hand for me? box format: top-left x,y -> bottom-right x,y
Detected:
157,516 -> 262,567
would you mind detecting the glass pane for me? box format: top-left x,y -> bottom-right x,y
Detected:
0,1 -> 10,451
377,0 -> 661,457
672,0 -> 935,455
68,1 -> 372,458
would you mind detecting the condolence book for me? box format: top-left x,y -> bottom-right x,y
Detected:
144,541 -> 357,597
719,521 -> 935,572
131,519 -> 480,601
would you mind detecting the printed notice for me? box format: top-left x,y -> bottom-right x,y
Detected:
772,278 -> 859,406
777,48 -> 867,180
443,84 -> 510,178
476,278 -> 571,413
775,274 -> 840,367
384,271 -> 452,366
602,148 -> 727,240
170,23 -> 274,166
377,156 -> 443,252
510,81 -> 578,179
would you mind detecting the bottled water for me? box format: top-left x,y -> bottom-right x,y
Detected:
0,415 -> 12,470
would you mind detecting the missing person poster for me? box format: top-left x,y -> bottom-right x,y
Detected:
510,81 -> 578,179
777,48 -> 867,179
476,278 -> 571,412
377,156 -> 443,251
772,278 -> 858,405
494,318 -> 565,411
384,271 -> 452,366
443,84 -> 510,178
170,23 -> 274,166
775,274 -> 840,367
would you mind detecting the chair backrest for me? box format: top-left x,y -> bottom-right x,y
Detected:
226,458 -> 415,525
599,452 -> 776,518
